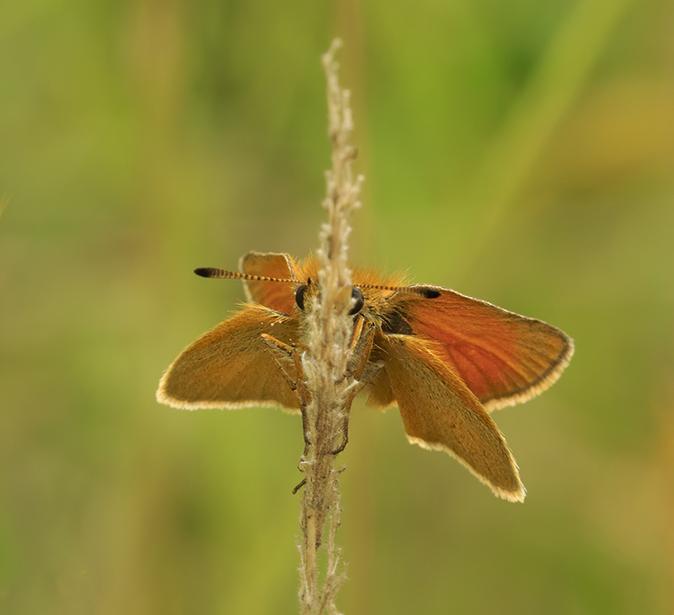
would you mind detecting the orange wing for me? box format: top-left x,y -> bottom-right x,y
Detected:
239,252 -> 298,314
378,334 -> 524,501
405,286 -> 574,411
157,305 -> 301,412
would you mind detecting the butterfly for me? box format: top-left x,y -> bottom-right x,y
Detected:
157,252 -> 574,501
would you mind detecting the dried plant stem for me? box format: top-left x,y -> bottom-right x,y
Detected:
297,39 -> 364,615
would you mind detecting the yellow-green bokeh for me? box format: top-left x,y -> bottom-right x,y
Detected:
1,0 -> 673,613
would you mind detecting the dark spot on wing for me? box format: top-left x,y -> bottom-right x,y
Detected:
418,287 -> 441,299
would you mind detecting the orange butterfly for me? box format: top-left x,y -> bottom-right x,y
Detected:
157,252 -> 573,501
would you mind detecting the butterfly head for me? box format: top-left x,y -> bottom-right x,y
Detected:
294,279 -> 365,316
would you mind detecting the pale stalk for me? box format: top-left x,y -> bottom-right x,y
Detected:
296,39 -> 364,615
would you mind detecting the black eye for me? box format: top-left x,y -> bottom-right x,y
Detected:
295,284 -> 308,310
349,287 -> 364,315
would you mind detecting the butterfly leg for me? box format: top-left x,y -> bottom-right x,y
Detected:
261,334 -> 313,455
330,318 -> 380,455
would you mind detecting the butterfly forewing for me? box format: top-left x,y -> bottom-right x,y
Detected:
406,287 -> 574,411
240,252 -> 298,314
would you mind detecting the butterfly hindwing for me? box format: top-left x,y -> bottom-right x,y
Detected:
157,304 -> 301,412
379,333 -> 525,501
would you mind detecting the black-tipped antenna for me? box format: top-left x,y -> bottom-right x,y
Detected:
194,267 -> 294,284
194,268 -> 440,298
357,282 -> 441,299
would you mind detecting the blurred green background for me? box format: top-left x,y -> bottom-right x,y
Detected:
1,0 -> 673,613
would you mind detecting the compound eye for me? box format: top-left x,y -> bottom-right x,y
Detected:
295,284 -> 308,310
349,287 -> 364,315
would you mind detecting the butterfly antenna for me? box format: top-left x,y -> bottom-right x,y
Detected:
358,282 -> 441,299
195,269 -> 439,297
194,268 -> 294,284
